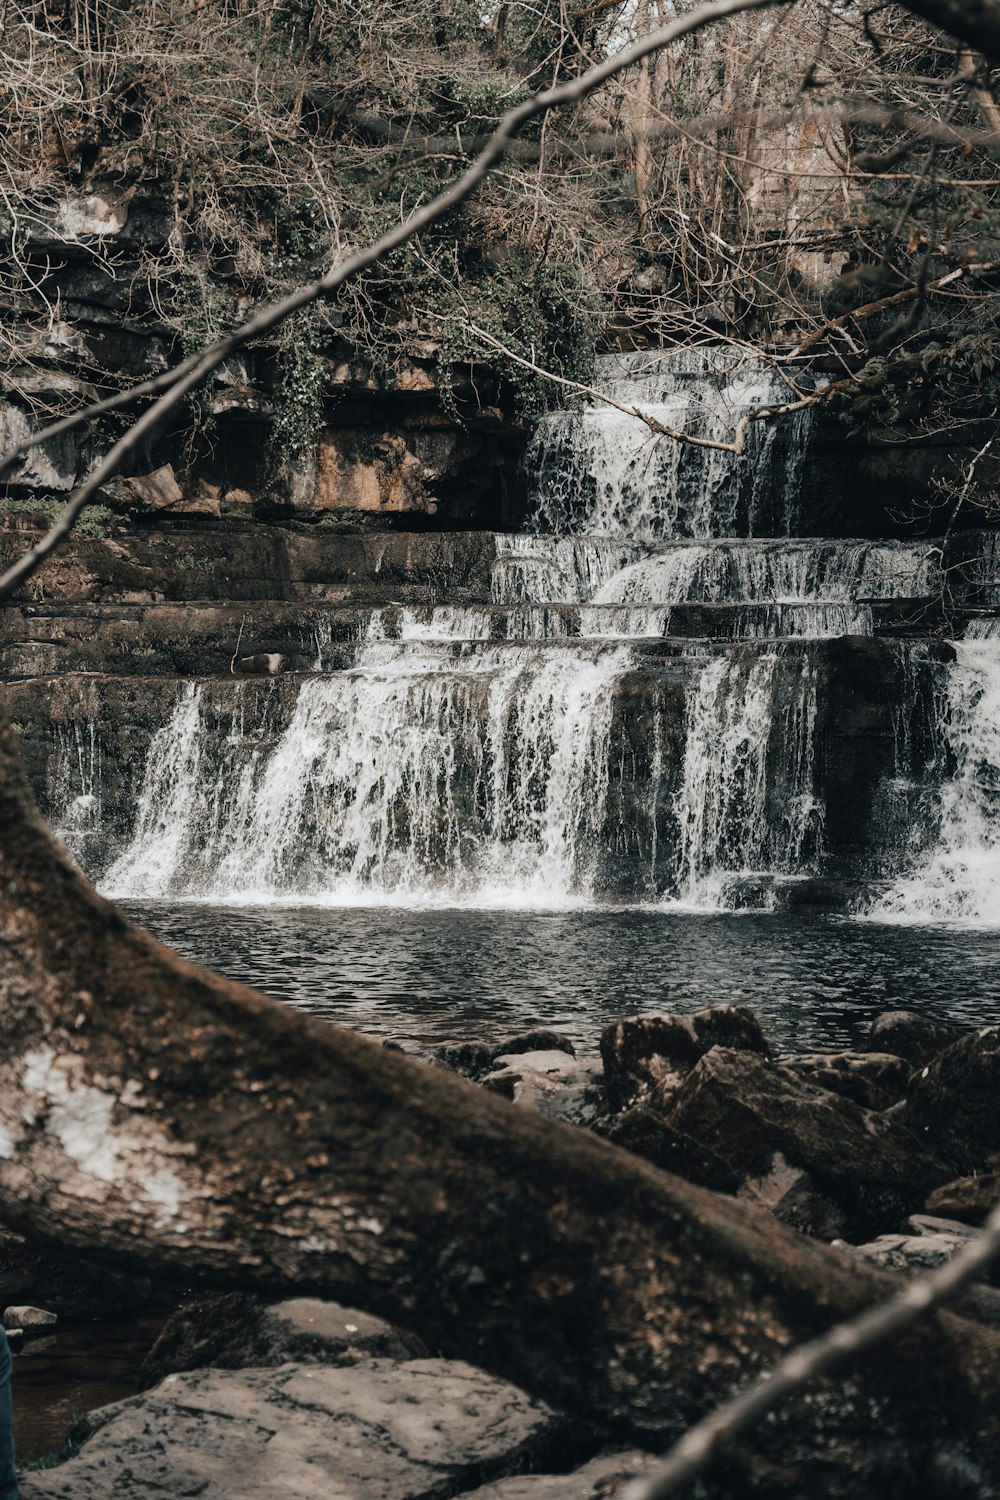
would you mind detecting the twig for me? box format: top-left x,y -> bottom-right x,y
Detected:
622,1195 -> 1000,1500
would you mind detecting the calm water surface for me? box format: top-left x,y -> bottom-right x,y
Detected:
126,904 -> 1000,1054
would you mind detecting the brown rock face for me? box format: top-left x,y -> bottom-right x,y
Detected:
599,1006 -> 771,1112
902,1027 -> 1000,1172
667,1046 -> 950,1239
306,427 -> 484,518
782,1051 -> 913,1111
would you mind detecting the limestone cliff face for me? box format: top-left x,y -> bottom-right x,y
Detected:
0,189 -> 526,531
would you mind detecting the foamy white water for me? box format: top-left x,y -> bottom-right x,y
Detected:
864,641 -> 1000,925
102,642 -> 636,905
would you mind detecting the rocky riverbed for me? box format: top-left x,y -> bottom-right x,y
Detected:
11,1004 -> 1000,1498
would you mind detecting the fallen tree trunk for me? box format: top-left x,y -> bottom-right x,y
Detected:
0,717 -> 998,1492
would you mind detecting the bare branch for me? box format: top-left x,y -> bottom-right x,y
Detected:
789,259 -> 1000,358
623,1196 -> 1000,1500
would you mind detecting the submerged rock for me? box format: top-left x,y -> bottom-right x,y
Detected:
599,1006 -> 770,1113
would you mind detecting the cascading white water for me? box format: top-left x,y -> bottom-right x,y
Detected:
490,534 -> 642,604
526,348 -> 822,540
671,650 -> 821,906
964,617 -> 1000,639
595,540 -> 935,607
864,641 -> 1000,925
103,641 -> 636,907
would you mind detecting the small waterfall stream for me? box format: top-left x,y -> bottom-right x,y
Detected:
864,642 -> 1000,924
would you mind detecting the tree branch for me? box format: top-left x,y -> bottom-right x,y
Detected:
623,1194 -> 1000,1500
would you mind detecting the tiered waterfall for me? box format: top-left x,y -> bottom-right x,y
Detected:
27,349 -> 1000,918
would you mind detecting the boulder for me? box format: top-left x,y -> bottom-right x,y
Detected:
141,1292 -> 425,1385
901,1026 -> 1000,1172
667,1047 -> 950,1239
925,1168 -> 1000,1225
781,1051 -> 912,1111
104,464 -> 221,518
493,1029 -> 576,1061
595,1106 -> 740,1194
848,1232 -> 973,1274
21,1358 -> 564,1500
864,1011 -> 965,1068
433,1040 -> 496,1081
483,1054 -> 605,1128
434,1030 -> 575,1085
459,1449 -> 658,1498
2,1305 -> 56,1330
599,1007 -> 770,1113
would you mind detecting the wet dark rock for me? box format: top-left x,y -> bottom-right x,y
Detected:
667,1046 -> 950,1239
864,1011 -> 965,1069
599,1006 -> 770,1113
433,1040 -> 496,1081
0,1228 -> 150,1320
595,1106 -> 740,1194
925,1167 -> 1000,1225
782,1051 -> 912,1111
434,1030 -> 575,1085
141,1291 -> 425,1385
21,1358 -> 564,1500
483,1053 -> 605,1128
493,1029 -> 576,1061
901,1026 -> 1000,1172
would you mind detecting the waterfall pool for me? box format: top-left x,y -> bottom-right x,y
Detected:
125,902 -> 1000,1054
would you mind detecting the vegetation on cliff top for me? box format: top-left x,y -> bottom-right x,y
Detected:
0,0 -> 999,495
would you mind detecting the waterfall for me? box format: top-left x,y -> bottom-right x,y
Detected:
44,341 -> 975,919
864,641 -> 1000,924
525,349 -> 822,539
671,650 -> 821,906
103,642 -> 636,907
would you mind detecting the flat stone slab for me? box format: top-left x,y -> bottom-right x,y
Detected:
21,1357 -> 561,1500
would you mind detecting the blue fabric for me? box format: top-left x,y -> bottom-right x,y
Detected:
0,1330 -> 16,1498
